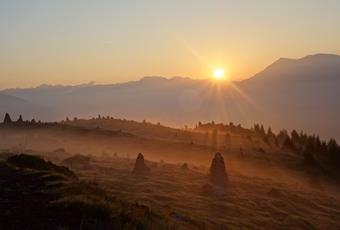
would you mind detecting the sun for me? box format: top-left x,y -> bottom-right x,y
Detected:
213,68 -> 225,81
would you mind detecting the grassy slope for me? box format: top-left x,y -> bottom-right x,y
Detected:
0,156 -> 173,229
76,156 -> 340,229
0,119 -> 340,229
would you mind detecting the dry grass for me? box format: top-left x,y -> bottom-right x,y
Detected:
71,156 -> 340,229
1,123 -> 340,229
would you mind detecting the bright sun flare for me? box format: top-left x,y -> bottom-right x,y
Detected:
213,68 -> 225,81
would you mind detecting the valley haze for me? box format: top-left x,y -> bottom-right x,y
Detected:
1,53 -> 339,141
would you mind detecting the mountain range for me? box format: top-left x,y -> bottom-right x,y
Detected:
1,53 -> 339,140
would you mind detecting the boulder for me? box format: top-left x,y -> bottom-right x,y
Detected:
180,163 -> 189,170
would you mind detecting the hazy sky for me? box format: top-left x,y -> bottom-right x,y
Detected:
1,0 -> 340,88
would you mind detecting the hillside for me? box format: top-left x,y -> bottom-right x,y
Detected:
80,154 -> 340,229
2,150 -> 339,229
0,119 -> 340,229
1,116 -> 340,178
0,154 -> 170,229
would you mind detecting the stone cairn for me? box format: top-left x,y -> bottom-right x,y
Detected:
209,152 -> 228,187
132,153 -> 150,174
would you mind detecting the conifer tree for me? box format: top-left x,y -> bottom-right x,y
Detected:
267,127 -> 273,136
328,139 -> 340,165
260,125 -> 265,135
303,138 -> 316,165
3,113 -> 12,124
17,114 -> 23,123
291,130 -> 300,149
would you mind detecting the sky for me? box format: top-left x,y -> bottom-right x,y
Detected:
0,0 -> 340,88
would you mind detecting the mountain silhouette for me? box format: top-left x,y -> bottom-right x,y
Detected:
241,53 -> 340,140
0,93 -> 50,121
1,54 -> 339,140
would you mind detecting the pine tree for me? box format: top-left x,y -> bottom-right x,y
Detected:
3,113 -> 12,124
267,127 -> 273,136
304,138 -> 315,165
328,139 -> 340,165
283,137 -> 295,150
291,130 -> 300,149
277,130 -> 289,147
17,114 -> 23,123
260,125 -> 265,136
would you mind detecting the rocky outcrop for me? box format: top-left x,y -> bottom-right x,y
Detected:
209,152 -> 228,187
132,153 -> 150,174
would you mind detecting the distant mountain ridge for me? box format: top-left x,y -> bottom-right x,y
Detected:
0,93 -> 45,120
244,53 -> 340,84
1,53 -> 340,140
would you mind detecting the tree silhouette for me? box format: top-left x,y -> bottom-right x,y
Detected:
3,113 -> 12,124
327,139 -> 340,166
260,125 -> 265,136
277,130 -> 289,147
283,137 -> 295,150
291,130 -> 300,148
267,127 -> 273,136
17,114 -> 24,123
303,138 -> 316,165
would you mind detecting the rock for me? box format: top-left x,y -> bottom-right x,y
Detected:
132,153 -> 150,174
209,152 -> 228,187
180,163 -> 189,170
